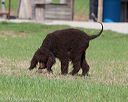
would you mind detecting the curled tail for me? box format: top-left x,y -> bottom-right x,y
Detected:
89,22 -> 103,40
89,13 -> 103,40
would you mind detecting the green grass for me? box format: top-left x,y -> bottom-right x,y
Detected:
0,0 -> 19,16
0,22 -> 128,102
74,0 -> 89,20
0,76 -> 128,102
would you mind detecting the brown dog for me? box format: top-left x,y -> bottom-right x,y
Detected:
29,22 -> 103,76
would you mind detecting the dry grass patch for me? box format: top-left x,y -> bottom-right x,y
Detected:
0,30 -> 27,38
1,58 -> 128,85
89,60 -> 128,85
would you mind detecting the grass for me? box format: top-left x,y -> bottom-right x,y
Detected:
0,76 -> 128,102
0,22 -> 128,101
0,0 -> 89,21
74,0 -> 89,20
0,0 -> 19,16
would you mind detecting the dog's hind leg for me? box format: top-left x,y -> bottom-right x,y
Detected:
70,52 -> 81,75
81,52 -> 90,76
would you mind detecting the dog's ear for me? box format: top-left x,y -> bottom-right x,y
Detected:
29,56 -> 38,70
29,48 -> 41,70
46,52 -> 55,71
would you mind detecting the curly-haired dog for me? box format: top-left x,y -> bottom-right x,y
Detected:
29,22 -> 103,76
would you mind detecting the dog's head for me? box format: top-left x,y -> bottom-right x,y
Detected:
29,47 -> 55,70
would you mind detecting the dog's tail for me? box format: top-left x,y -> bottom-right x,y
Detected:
89,13 -> 103,40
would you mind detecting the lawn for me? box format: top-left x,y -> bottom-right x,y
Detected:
0,22 -> 128,102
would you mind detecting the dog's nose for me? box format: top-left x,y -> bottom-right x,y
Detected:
28,67 -> 33,70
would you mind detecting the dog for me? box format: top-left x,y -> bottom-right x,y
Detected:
29,22 -> 103,76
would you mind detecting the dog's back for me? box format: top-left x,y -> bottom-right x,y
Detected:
48,28 -> 89,49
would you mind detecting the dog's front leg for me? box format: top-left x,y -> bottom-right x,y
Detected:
46,55 -> 55,74
60,58 -> 69,75
70,60 -> 81,75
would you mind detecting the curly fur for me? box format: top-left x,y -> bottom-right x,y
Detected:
29,23 -> 103,76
